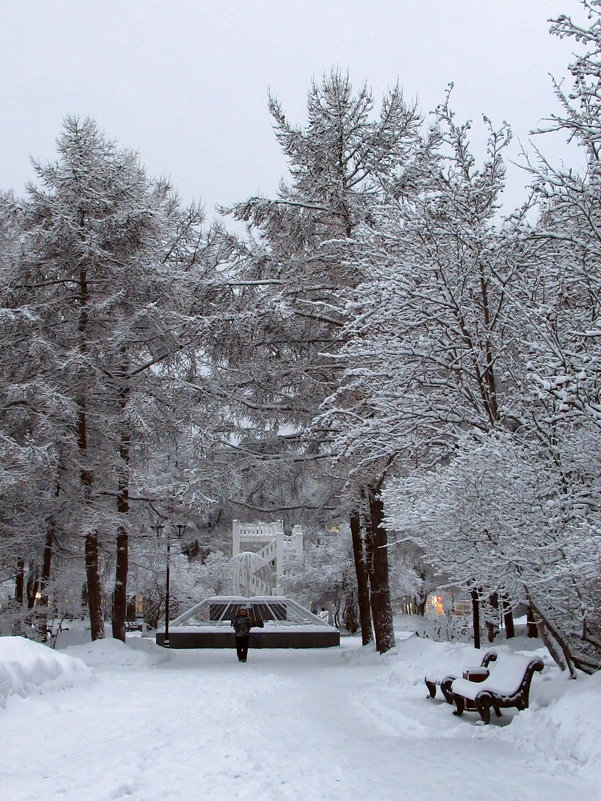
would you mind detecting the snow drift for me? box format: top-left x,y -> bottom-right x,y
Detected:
65,634 -> 171,669
0,635 -> 92,705
503,668 -> 601,781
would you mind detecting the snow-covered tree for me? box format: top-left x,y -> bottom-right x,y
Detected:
517,4 -> 601,436
0,191 -> 68,636
217,70 -> 424,652
321,97 -> 522,476
483,1 -> 601,670
315,99 -> 531,650
384,425 -> 601,673
15,117 -> 213,640
281,529 -> 359,629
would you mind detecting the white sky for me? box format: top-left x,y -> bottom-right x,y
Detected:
0,0 -> 588,220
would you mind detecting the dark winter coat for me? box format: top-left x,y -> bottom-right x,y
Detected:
231,612 -> 252,637
231,611 -> 264,637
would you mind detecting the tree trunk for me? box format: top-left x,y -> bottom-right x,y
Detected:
112,382 -> 130,643
502,596 -> 515,639
366,487 -> 395,654
112,528 -> 128,642
39,526 -> 54,641
414,570 -> 428,616
343,591 -> 359,634
15,558 -> 25,605
85,533 -> 105,641
26,567 -> 38,609
527,605 -> 538,638
530,599 -> 577,677
471,588 -> 481,649
350,510 -> 373,645
77,254 -> 104,641
486,592 -> 499,643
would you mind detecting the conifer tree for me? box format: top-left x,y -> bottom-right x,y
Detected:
19,118 -> 208,640
218,71 -> 423,651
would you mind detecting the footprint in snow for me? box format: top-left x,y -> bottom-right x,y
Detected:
108,783 -> 134,799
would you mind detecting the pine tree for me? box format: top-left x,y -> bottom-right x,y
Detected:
217,71 -> 422,651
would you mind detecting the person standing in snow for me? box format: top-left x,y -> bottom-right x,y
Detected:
231,605 -> 263,662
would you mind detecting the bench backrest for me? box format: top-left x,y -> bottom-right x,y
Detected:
482,651 -> 497,668
486,653 -> 542,695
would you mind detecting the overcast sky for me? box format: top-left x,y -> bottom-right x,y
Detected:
0,0 -> 588,220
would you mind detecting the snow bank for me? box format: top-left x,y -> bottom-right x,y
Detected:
0,635 -> 92,706
379,633 -> 499,690
64,635 -> 170,669
367,631 -> 601,780
502,669 -> 601,780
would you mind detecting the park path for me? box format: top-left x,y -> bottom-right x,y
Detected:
1,639 -> 595,801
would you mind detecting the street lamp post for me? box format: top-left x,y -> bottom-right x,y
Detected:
152,523 -> 167,643
165,529 -> 172,647
158,522 -> 187,648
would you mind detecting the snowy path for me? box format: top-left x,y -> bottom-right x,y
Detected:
2,639 -> 596,801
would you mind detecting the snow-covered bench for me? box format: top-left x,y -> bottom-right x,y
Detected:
424,651 -> 497,703
451,653 -> 544,724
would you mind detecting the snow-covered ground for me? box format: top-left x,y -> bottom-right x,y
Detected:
1,627 -> 600,801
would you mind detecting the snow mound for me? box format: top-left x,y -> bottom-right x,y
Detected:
0,635 -> 92,706
385,635 -> 493,688
64,635 -> 170,669
504,669 -> 601,780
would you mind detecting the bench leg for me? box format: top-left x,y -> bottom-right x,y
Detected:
440,678 -> 455,704
452,694 -> 465,717
493,704 -> 502,718
475,698 -> 491,725
425,679 -> 437,699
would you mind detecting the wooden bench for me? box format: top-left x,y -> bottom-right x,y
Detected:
425,651 -> 497,704
451,653 -> 544,724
